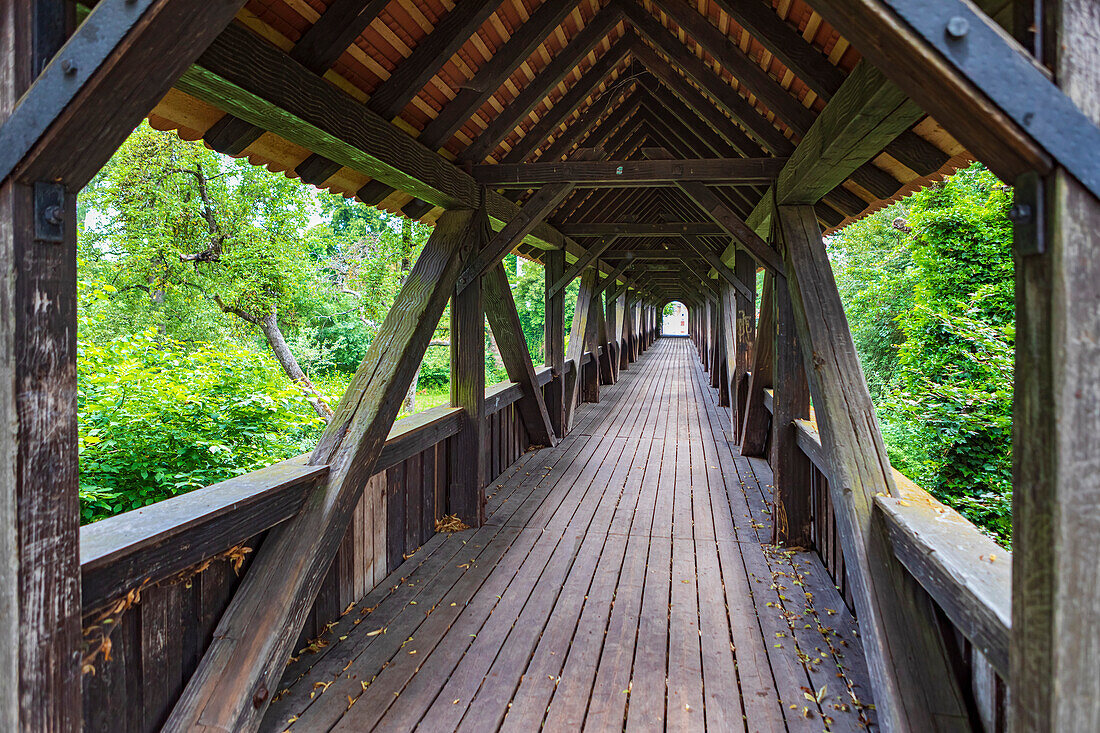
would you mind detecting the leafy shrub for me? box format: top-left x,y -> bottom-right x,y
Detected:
78,329 -> 322,523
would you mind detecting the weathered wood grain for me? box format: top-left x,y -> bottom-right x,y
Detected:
779,204 -> 969,730
163,210 -> 478,732
1011,1 -> 1100,726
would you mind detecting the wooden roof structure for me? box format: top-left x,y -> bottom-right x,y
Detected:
3,0 -> 1100,731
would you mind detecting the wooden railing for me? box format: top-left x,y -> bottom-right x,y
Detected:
80,364 -> 562,730
762,391 -> 1010,731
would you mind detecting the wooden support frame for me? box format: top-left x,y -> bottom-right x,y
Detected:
740,275 -> 775,456
732,249 -> 756,439
474,157 -> 786,187
483,264 -> 557,448
544,247 -> 566,438
164,210 -> 483,731
1011,0 -> 1100,727
777,204 -> 969,730
770,271 -> 811,547
449,218 -> 489,528
564,269 -> 598,427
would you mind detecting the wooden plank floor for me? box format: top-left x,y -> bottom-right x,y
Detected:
262,338 -> 876,732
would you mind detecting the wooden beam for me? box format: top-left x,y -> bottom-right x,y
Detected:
560,222 -> 723,236
483,263 -> 557,448
1011,0 -> 1100,726
205,0 -> 389,156
778,204 -> 969,730
679,178 -> 782,272
647,0 -> 816,135
475,157 -> 785,187
740,275 -> 774,455
633,53 -> 767,158
725,60 -> 928,263
547,235 -> 619,296
421,0 -> 583,149
449,212 -> 489,528
731,248 -> 755,439
3,0 -> 248,190
1,2 -> 80,728
543,247 -> 566,437
501,37 -> 636,164
681,235 -> 753,300
536,83 -> 636,164
809,0 -> 1049,184
462,4 -> 624,163
770,270 -> 811,547
622,3 -> 794,155
164,209 -> 481,731
564,269 -> 597,427
176,23 -> 578,255
457,183 -> 575,291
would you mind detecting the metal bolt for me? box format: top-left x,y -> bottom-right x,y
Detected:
43,205 -> 64,226
1007,203 -> 1033,223
946,16 -> 970,39
61,59 -> 77,74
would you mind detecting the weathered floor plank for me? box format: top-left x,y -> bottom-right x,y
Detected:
262,338 -> 875,733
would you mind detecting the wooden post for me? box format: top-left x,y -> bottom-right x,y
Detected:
483,263 -> 556,448
544,247 -> 566,438
168,209 -> 483,731
605,290 -> 619,382
1,3 -> 81,728
1012,1 -> 1100,728
734,249 -> 756,439
740,275 -> 775,455
450,237 -> 487,526
778,204 -> 968,730
595,290 -> 614,385
771,271 -> 811,547
710,297 -> 722,390
564,269 -> 596,427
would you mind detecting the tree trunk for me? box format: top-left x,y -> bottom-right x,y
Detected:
259,309 -> 333,421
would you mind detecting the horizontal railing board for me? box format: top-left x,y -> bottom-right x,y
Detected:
78,366 -> 559,611
876,490 -> 1011,678
767,395 -> 1011,679
80,458 -> 326,611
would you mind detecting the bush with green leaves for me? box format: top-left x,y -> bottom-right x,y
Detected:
78,328 -> 323,523
828,163 -> 1014,545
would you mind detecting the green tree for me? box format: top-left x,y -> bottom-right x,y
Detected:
81,124 -> 335,417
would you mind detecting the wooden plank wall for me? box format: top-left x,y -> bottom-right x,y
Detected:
79,367 -> 572,731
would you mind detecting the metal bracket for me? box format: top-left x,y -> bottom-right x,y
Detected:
1011,171 -> 1044,256
0,0 -> 156,185
881,0 -> 1100,201
33,182 -> 66,243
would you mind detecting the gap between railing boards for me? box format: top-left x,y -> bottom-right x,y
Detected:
79,365 -> 556,615
761,387 -> 1011,680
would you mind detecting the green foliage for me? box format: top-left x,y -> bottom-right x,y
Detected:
78,327 -> 321,523
829,164 -> 1013,544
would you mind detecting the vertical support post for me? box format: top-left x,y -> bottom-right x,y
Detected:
740,275 -> 775,455
779,204 -> 968,729
564,269 -> 596,426
711,297 -> 722,390
771,271 -> 811,547
616,293 -> 629,371
605,290 -> 619,381
595,282 -> 614,385
1012,1 -> 1100,728
544,247 -> 566,438
450,241 -> 486,526
1,3 -> 81,729
721,281 -> 738,415
733,249 -> 756,439
717,295 -> 731,406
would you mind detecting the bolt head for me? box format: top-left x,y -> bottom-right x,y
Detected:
946,16 -> 970,39
60,59 -> 77,74
44,205 -> 64,225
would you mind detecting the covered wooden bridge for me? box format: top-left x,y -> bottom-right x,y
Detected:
1,0 -> 1098,731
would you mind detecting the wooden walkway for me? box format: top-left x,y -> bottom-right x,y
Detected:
262,339 -> 876,732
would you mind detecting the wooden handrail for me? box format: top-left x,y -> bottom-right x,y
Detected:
763,390 -> 1012,678
80,365 -> 557,611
